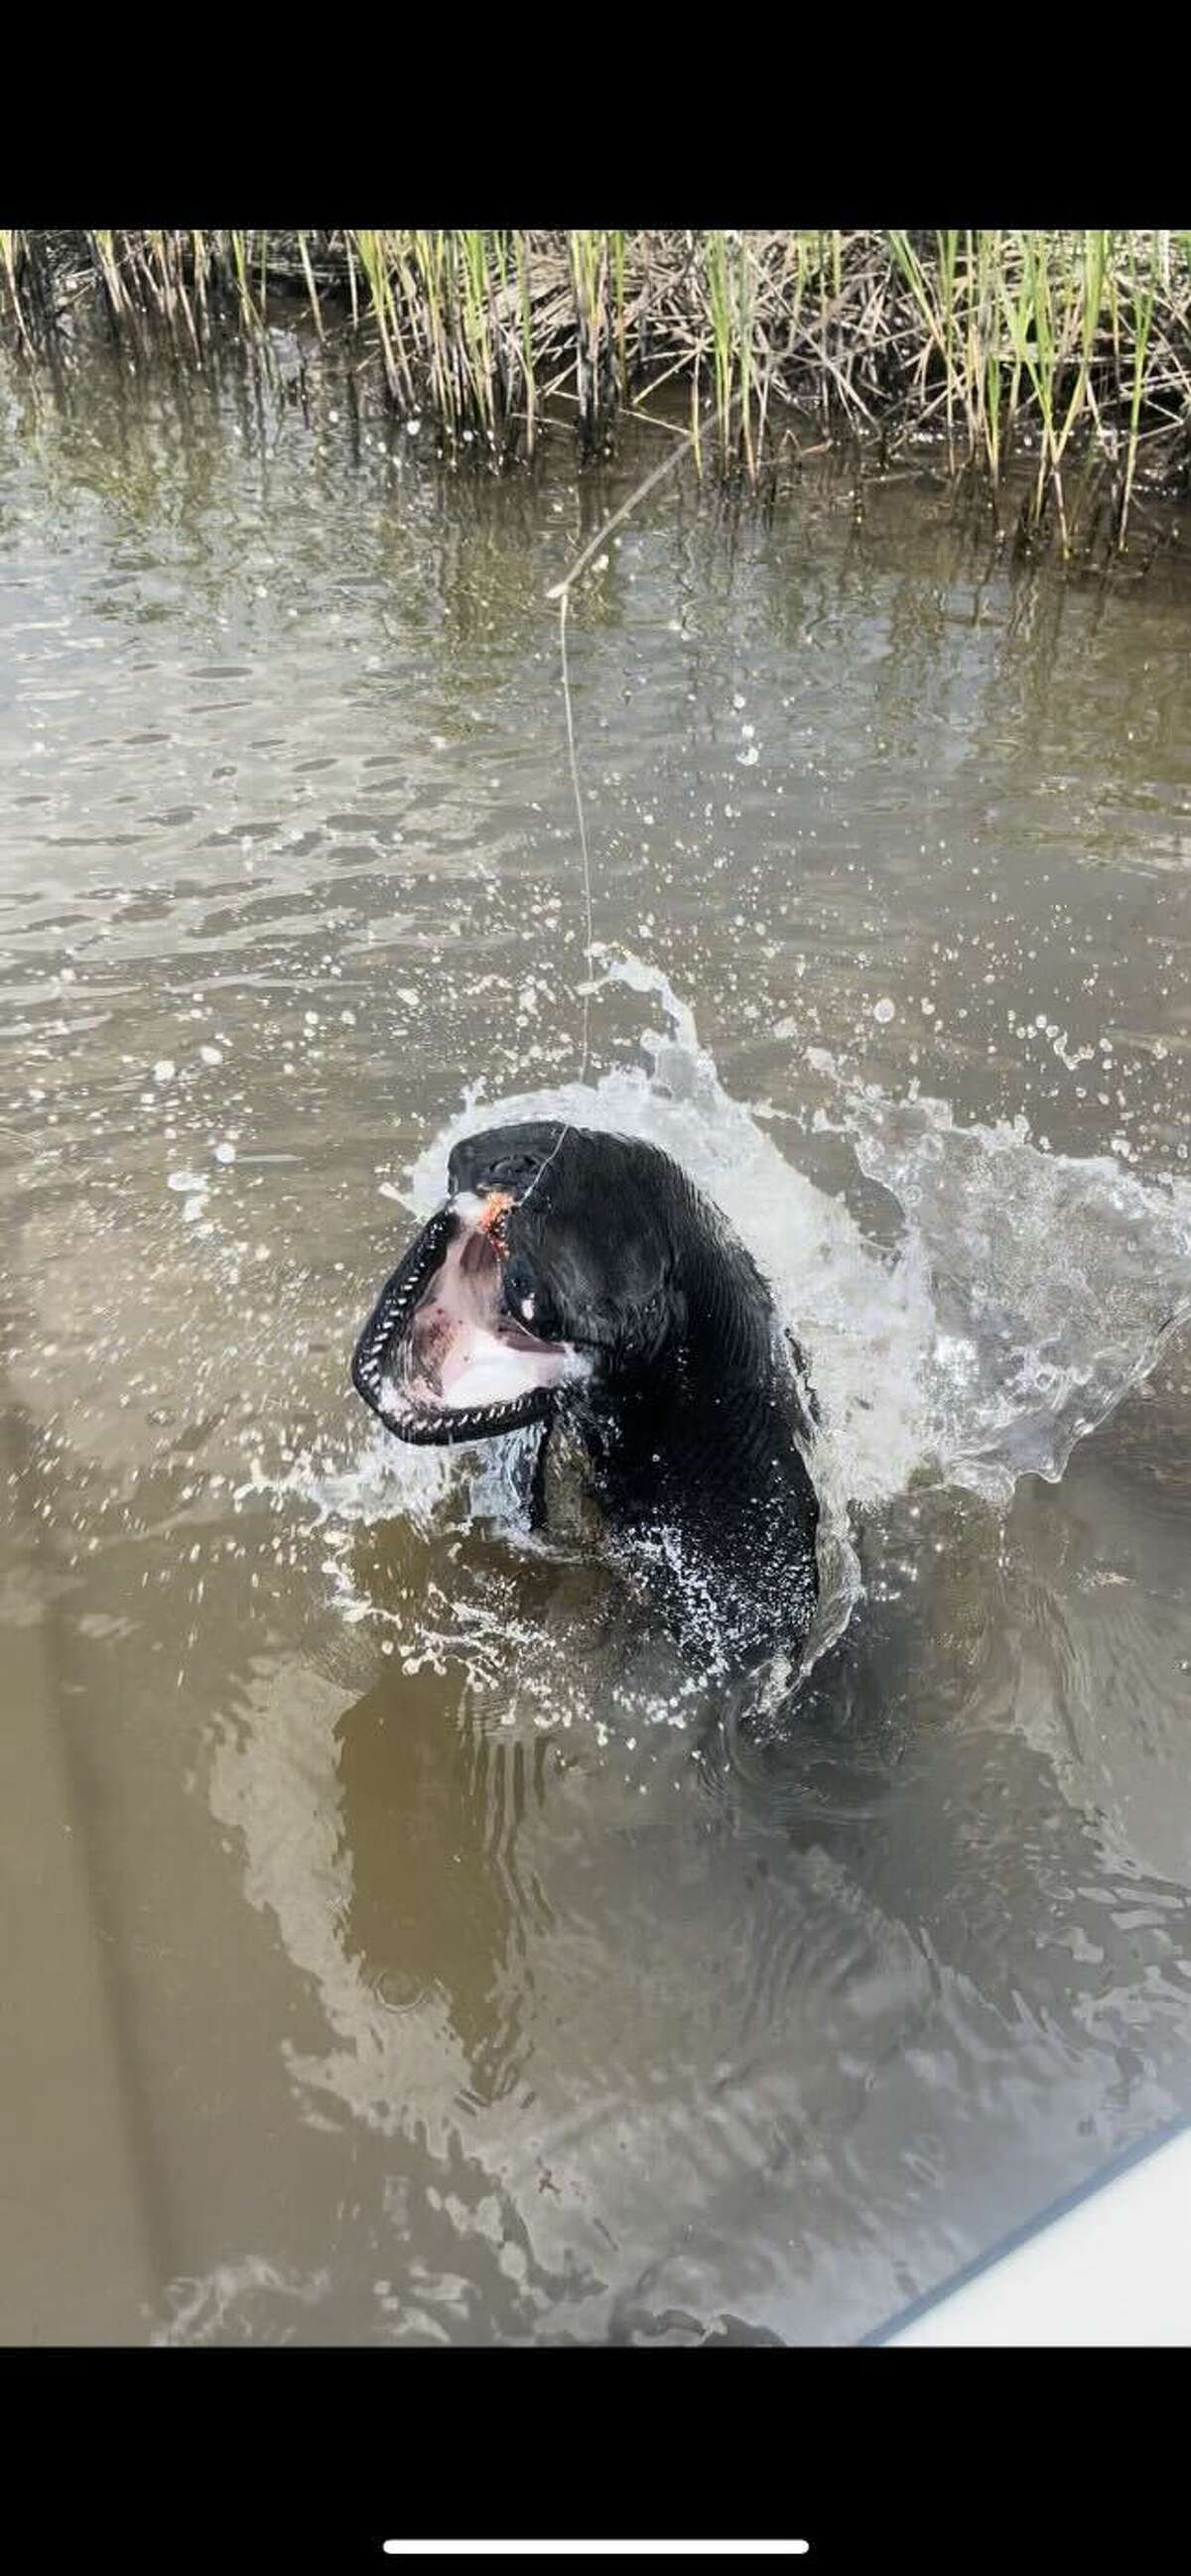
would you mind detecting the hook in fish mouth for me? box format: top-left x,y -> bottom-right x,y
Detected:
351,1186 -> 589,1448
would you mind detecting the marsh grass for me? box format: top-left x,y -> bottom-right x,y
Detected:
3,229 -> 1189,548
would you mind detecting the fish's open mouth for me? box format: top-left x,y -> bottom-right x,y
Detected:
351,1191 -> 588,1447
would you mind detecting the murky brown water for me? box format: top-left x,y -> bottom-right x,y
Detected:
2,332 -> 1190,2345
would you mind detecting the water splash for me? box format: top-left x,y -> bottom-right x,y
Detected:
834,1075 -> 1191,1505
313,954 -> 1191,1676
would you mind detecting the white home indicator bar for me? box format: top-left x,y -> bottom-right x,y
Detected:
382,2546 -> 810,2559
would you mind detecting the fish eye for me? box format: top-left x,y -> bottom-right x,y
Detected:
503,1254 -> 542,1327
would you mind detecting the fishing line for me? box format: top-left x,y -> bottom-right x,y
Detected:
558,580 -> 595,1094
520,399 -> 731,1209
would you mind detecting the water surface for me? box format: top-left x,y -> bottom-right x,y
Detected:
2,335 -> 1190,2343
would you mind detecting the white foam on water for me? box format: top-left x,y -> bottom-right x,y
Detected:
830,1071 -> 1191,1505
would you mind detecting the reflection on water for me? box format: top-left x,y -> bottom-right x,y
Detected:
2,329 -> 1190,2344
